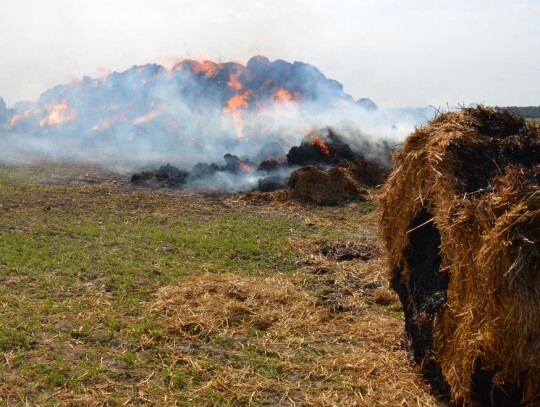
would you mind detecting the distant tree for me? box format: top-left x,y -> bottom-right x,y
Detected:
502,106 -> 540,118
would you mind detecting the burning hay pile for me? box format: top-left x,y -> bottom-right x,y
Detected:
284,129 -> 389,205
378,107 -> 540,406
131,127 -> 390,204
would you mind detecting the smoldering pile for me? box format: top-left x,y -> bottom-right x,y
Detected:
378,107 -> 540,406
131,127 -> 391,205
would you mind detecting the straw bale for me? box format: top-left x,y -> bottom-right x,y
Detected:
346,157 -> 389,187
378,106 -> 540,406
287,165 -> 367,205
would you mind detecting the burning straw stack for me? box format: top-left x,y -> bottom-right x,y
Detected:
378,107 -> 540,406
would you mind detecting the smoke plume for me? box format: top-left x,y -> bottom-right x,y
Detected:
0,56 -> 432,188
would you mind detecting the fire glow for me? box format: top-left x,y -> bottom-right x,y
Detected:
310,134 -> 331,157
134,105 -> 166,125
3,55 -> 392,171
238,161 -> 255,172
227,70 -> 244,92
10,107 -> 41,127
39,99 -> 75,127
92,111 -> 128,132
173,60 -> 220,79
223,91 -> 250,139
273,88 -> 296,104
194,61 -> 219,78
222,67 -> 251,139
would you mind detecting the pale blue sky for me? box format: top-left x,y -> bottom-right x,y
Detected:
0,0 -> 538,107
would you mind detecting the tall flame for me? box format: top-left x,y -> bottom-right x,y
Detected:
223,91 -> 250,139
39,99 -> 75,127
310,134 -> 331,157
223,68 -> 250,139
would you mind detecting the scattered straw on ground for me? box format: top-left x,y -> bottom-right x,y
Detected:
153,273 -> 441,406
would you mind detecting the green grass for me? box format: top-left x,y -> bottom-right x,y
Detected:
0,165 -> 436,406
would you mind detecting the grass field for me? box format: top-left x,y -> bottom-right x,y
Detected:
0,163 -> 441,406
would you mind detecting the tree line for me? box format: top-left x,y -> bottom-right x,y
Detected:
502,106 -> 540,118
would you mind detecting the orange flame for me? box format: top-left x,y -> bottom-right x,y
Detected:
238,161 -> 255,172
222,66 -> 250,139
227,70 -> 244,92
134,105 -> 165,125
224,92 -> 250,111
91,111 -> 128,131
223,91 -> 250,139
173,60 -> 220,78
39,99 -> 75,127
10,107 -> 41,127
310,135 -> 330,157
273,88 -> 294,103
196,61 -> 219,78
9,116 -> 21,127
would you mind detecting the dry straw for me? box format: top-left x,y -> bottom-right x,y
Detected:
153,273 -> 440,405
287,165 -> 367,205
378,106 -> 540,406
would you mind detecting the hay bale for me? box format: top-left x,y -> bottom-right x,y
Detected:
288,165 -> 367,205
346,157 -> 389,187
378,106 -> 540,406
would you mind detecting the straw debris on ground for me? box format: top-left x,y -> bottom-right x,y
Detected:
153,271 -> 433,406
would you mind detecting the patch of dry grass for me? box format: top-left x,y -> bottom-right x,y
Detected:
154,273 -> 438,406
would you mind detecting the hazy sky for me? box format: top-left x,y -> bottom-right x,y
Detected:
1,0 -> 538,108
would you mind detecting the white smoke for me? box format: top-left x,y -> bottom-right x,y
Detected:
0,57 -> 434,190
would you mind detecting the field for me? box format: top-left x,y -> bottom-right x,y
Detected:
0,163 -> 441,406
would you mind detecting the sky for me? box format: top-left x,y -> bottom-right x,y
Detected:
0,0 -> 539,108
